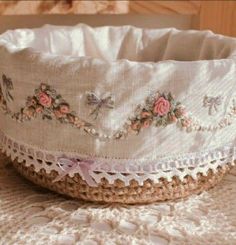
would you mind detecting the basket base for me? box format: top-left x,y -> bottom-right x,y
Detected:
12,160 -> 231,204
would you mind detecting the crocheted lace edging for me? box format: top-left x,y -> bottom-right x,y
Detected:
0,130 -> 235,186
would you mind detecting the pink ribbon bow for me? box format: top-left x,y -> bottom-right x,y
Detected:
53,157 -> 97,187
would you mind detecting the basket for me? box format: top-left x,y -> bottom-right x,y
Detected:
0,24 -> 236,203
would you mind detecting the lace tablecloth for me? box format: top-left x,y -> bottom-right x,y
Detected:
0,154 -> 235,245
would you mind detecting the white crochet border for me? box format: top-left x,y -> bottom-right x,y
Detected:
0,130 -> 235,186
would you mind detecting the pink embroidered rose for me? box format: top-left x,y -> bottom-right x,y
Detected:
142,119 -> 152,128
35,105 -> 43,113
168,114 -> 177,123
59,104 -> 70,114
153,97 -> 170,116
141,111 -> 152,118
39,92 -> 52,108
54,109 -> 64,118
23,107 -> 35,117
131,121 -> 141,131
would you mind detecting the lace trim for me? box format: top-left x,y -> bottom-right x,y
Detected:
0,130 -> 235,186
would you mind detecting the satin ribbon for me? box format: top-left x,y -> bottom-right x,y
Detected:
53,157 -> 97,187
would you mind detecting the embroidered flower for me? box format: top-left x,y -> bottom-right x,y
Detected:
23,107 -> 35,118
0,74 -> 192,139
74,117 -> 86,128
54,109 -> 64,118
141,111 -> 152,118
59,103 -> 70,114
35,105 -> 43,113
131,121 -> 141,131
126,92 -> 186,135
153,97 -> 170,116
142,119 -> 152,128
0,76 -> 92,131
181,117 -> 192,128
39,92 -> 52,108
168,113 -> 177,122
175,106 -> 186,118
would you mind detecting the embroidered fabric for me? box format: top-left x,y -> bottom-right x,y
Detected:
1,76 -> 236,140
1,130 -> 235,186
1,25 -> 236,187
0,154 -> 235,245
1,24 -> 236,163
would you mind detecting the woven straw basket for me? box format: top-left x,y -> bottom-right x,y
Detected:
12,160 -> 232,204
0,24 -> 236,203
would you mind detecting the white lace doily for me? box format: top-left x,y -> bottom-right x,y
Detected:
0,154 -> 235,245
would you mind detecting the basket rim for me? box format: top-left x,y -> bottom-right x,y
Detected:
1,24 -> 236,65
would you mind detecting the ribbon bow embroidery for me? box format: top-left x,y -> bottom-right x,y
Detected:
203,95 -> 222,115
86,92 -> 114,120
53,157 -> 97,187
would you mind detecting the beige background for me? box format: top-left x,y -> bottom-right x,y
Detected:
0,14 -> 193,34
0,1 -> 236,36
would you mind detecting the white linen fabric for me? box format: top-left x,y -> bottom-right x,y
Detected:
0,24 -> 236,181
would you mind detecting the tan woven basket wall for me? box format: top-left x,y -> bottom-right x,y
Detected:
12,159 -> 232,204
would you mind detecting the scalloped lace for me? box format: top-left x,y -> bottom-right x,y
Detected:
0,130 -> 235,186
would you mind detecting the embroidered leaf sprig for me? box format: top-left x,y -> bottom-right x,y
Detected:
2,74 -> 14,102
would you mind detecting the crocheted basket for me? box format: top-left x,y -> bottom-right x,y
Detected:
0,24 -> 236,204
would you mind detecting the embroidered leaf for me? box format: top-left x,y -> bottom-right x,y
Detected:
35,88 -> 40,94
2,74 -> 14,102
7,91 -> 14,101
42,114 -> 52,120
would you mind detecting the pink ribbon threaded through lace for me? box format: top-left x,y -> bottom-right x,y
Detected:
53,157 -> 97,187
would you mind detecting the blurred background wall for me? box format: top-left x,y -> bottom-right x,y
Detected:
0,0 -> 235,36
0,14 -> 193,34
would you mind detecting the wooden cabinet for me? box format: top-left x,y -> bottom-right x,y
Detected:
0,0 -> 235,36
130,1 -> 236,37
